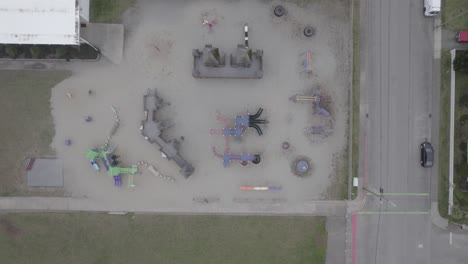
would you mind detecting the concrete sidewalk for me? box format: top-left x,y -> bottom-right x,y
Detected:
442,29 -> 468,51
326,216 -> 346,264
0,197 -> 348,216
81,23 -> 124,64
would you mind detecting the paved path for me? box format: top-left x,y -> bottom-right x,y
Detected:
0,197 -> 348,216
442,29 -> 468,50
81,23 -> 124,64
0,58 -> 111,71
326,217 -> 347,264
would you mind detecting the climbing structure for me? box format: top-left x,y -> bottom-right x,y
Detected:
85,145 -> 138,187
192,24 -> 263,78
210,108 -> 267,167
290,91 -> 334,138
140,89 -> 194,178
210,108 -> 268,140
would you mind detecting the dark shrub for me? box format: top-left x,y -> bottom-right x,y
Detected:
5,45 -> 18,58
460,95 -> 468,108
30,46 -> 44,59
55,46 -> 68,58
454,51 -> 468,72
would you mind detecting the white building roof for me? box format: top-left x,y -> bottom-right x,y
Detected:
0,0 -> 80,45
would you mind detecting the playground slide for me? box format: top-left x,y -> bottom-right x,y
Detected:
100,157 -> 109,171
113,175 -> 122,186
249,123 -> 263,136
90,160 -> 99,171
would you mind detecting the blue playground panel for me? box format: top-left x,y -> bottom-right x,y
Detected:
223,115 -> 249,138
223,153 -> 256,167
268,186 -> 282,191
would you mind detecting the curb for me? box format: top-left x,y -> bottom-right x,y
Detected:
431,202 -> 448,229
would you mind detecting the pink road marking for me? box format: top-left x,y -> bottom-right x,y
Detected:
352,214 -> 357,264
350,134 -> 368,264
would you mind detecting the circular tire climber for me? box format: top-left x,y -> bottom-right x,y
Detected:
274,6 -> 286,17
291,156 -> 312,177
252,155 -> 261,164
303,26 -> 315,37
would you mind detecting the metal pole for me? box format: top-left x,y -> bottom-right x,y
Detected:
244,23 -> 249,48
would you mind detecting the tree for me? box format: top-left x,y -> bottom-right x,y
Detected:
460,115 -> 468,142
5,45 -> 18,58
460,95 -> 468,108
55,46 -> 68,58
453,51 -> 468,72
30,45 -> 44,59
459,123 -> 468,142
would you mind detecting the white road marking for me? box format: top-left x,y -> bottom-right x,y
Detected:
418,244 -> 423,249
433,17 -> 441,59
450,232 -> 452,245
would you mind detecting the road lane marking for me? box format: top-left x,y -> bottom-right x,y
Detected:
366,192 -> 429,196
450,232 -> 452,245
352,214 -> 357,264
358,211 -> 429,215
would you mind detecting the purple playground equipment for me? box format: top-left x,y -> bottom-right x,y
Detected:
212,146 -> 261,167
113,175 -> 122,187
210,108 -> 266,167
210,108 -> 268,140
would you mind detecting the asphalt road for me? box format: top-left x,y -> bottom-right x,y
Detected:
355,0 -> 435,262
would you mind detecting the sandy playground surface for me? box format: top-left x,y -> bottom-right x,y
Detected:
49,0 -> 351,213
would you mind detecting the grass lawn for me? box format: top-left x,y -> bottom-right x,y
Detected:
439,50 -> 451,218
452,51 -> 468,223
0,71 -> 70,196
0,213 -> 327,264
442,0 -> 468,31
324,146 -> 349,200
339,146 -> 349,200
351,0 -> 360,200
90,0 -> 136,23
